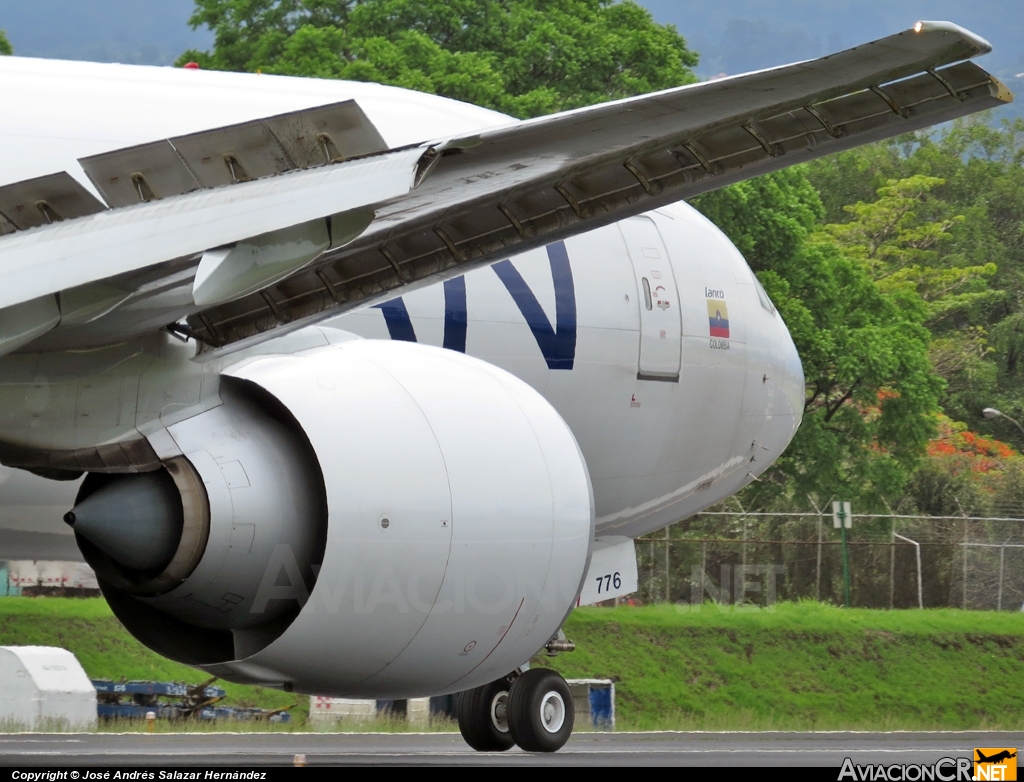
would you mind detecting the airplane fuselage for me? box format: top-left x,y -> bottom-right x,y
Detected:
333,204 -> 803,537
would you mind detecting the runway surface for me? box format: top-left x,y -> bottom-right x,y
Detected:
2,731 -> 1021,766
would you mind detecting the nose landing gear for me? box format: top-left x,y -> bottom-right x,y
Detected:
457,668 -> 574,753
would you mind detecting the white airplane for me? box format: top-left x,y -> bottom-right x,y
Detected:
0,22 -> 1008,751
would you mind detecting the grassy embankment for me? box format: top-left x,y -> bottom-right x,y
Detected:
2,597 -> 1024,731
540,602 -> 1024,730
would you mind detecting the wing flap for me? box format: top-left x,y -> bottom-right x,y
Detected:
260,101 -> 389,167
168,119 -> 296,188
0,148 -> 425,314
82,140 -> 200,208
78,100 -> 389,210
0,172 -> 107,230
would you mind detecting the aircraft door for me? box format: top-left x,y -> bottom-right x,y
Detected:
620,216 -> 682,381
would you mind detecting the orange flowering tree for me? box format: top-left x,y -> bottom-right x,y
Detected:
926,414 -> 1016,473
906,413 -> 1024,517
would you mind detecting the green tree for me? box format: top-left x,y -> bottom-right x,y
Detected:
179,0 -> 698,117
821,175 -> 997,327
806,118 -> 1024,441
0,30 -> 12,56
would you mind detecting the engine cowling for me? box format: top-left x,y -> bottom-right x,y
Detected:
76,339 -> 594,697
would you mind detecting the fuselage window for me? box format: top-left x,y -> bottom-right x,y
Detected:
641,277 -> 653,310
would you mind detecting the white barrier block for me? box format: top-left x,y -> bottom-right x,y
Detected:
308,696 -> 377,724
7,561 -> 39,588
408,697 -> 431,728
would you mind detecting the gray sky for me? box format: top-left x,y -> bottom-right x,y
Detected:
643,1 -> 1021,80
0,0 -> 211,65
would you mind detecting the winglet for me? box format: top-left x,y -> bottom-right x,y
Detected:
914,21 -> 992,56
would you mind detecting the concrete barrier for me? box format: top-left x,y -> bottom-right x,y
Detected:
567,678 -> 615,731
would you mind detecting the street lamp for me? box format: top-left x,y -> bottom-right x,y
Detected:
983,407 -> 1024,439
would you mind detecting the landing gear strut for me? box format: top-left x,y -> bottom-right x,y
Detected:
457,668 -> 574,753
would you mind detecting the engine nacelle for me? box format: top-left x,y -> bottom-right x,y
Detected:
81,340 -> 594,697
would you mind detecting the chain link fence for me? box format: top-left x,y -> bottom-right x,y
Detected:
632,511 -> 1024,611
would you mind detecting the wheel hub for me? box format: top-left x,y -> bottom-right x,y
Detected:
490,691 -> 510,734
539,691 -> 566,734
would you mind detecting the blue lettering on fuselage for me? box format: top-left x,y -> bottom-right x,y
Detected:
374,298 -> 416,343
373,241 -> 576,370
442,276 -> 468,353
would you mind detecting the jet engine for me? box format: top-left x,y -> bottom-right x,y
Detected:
69,340 -> 594,697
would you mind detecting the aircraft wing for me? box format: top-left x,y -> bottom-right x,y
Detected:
0,21 -> 1010,355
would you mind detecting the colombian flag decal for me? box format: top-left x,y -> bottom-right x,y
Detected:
707,299 -> 729,338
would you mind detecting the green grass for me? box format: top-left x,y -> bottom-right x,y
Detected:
4,597 -> 1024,731
543,601 -> 1024,731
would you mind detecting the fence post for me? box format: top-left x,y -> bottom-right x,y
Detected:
889,518 -> 895,610
840,511 -> 851,608
894,532 -> 923,609
962,518 -> 968,610
953,498 -> 969,610
998,544 -> 1005,612
815,512 -> 822,602
665,527 -> 670,603
742,516 -> 748,572
650,540 -> 655,603
700,541 -> 707,605
916,537 -> 923,610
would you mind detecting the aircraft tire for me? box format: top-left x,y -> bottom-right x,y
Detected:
507,668 -> 574,752
456,678 -> 515,752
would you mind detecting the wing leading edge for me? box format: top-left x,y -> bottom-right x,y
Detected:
0,21 -> 1011,356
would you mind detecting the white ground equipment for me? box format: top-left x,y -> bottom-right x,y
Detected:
0,646 -> 96,730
